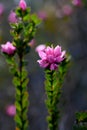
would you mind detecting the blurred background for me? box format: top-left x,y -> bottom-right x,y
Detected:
0,0 -> 87,130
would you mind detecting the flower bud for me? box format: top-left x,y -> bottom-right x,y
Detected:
72,0 -> 82,6
1,41 -> 16,55
19,0 -> 27,11
0,3 -> 4,16
8,11 -> 18,23
6,105 -> 16,116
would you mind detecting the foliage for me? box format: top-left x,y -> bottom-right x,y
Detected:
73,111 -> 87,130
82,0 -> 87,8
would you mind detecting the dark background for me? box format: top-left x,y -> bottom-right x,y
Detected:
0,0 -> 87,130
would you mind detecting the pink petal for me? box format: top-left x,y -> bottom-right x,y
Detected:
37,59 -> 49,68
8,11 -> 18,23
1,41 -> 16,55
47,55 -> 54,63
35,44 -> 46,53
19,0 -> 27,11
50,63 -> 58,70
38,51 -> 46,59
61,50 -> 66,58
46,46 -> 54,55
56,56 -> 63,62
54,45 -> 61,56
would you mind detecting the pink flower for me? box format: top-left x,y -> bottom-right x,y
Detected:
0,3 -> 4,16
6,104 -> 16,116
62,4 -> 73,16
1,41 -> 16,55
38,11 -> 47,20
35,44 -> 46,53
19,0 -> 27,11
29,39 -> 35,47
37,45 -> 66,70
8,11 -> 18,23
72,0 -> 82,6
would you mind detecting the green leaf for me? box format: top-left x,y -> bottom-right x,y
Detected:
22,92 -> 29,109
15,114 -> 22,128
23,14 -> 30,21
21,69 -> 28,80
23,120 -> 28,130
15,7 -> 22,17
16,22 -> 23,34
10,23 -> 17,29
6,56 -> 14,65
10,66 -> 18,75
15,101 -> 21,112
23,7 -> 31,21
82,0 -> 87,8
22,78 -> 29,89
22,109 -> 28,119
31,13 -> 41,25
16,89 -> 21,96
13,77 -> 20,87
76,112 -> 87,122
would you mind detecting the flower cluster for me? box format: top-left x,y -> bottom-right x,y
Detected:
37,45 -> 66,70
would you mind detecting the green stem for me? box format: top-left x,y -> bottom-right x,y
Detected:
45,70 -> 58,130
50,71 -> 54,130
15,54 -> 29,130
19,55 -> 24,130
